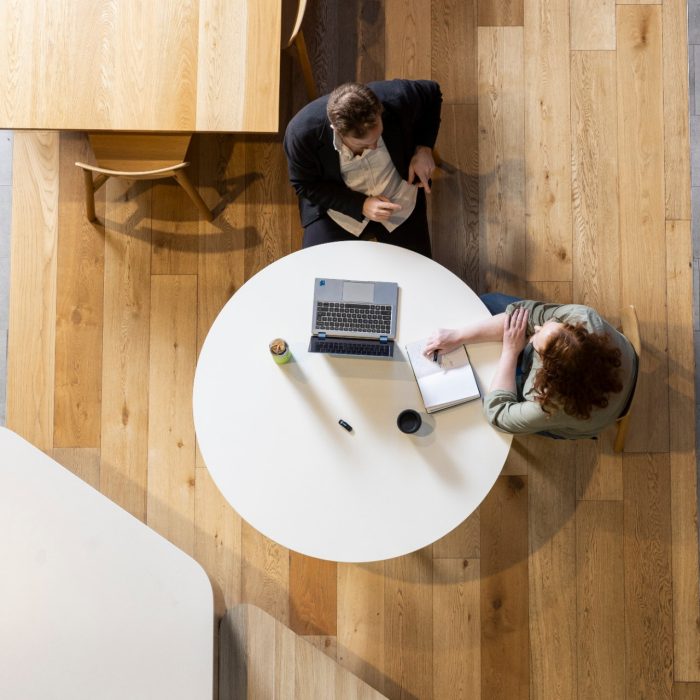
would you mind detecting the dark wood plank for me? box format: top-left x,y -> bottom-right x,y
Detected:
481,475 -> 529,699
290,553 -> 338,636
385,0 -> 431,79
358,0 -> 386,83
624,453 -> 674,699
478,0 -> 524,27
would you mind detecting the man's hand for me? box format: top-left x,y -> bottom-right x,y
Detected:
408,146 -> 435,193
363,195 -> 402,221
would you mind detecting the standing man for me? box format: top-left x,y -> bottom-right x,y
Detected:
283,80 -> 442,257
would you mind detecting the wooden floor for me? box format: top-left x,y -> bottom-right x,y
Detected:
6,0 -> 700,697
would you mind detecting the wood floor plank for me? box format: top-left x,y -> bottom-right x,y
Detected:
524,0 -> 572,282
480,475 -> 529,699
357,0 -> 386,84
6,132 -> 59,451
384,550 -> 434,700
146,274 -> 197,555
576,500 -> 624,698
384,0 -> 431,79
193,462 -> 242,617
337,562 -> 386,696
500,436 -> 530,476
289,553 -> 337,636
241,523 -> 290,626
666,220 -> 700,681
525,281 -> 572,304
99,178 -> 152,520
570,0 -> 615,50
624,452 -> 674,699
433,558 -> 480,700
478,26 -> 526,297
616,4 -> 668,452
54,133 -> 104,448
575,436 -> 623,501
674,683 -> 700,700
150,180 -> 199,275
432,510 -> 479,559
477,0 -> 524,27
432,104 -> 479,289
431,0 -> 477,104
570,51 -> 620,320
528,440 -> 576,700
663,0 -> 691,220
51,447 -> 100,490
303,635 -> 338,661
243,137 -> 294,280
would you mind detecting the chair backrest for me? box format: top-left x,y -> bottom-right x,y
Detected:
89,132 -> 190,171
281,0 -> 308,49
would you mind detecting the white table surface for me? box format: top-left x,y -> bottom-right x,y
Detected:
0,428 -> 213,700
194,242 -> 512,562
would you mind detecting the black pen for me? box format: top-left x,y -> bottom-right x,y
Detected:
338,419 -> 353,432
432,350 -> 439,363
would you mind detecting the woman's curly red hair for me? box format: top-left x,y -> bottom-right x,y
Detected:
533,322 -> 623,420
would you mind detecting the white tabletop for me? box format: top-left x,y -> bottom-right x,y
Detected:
0,428 -> 213,700
194,242 -> 512,562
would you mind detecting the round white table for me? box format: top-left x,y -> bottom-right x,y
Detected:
194,242 -> 512,562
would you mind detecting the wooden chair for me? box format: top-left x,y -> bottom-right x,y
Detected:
613,304 -> 641,453
282,0 -> 317,101
76,132 -> 213,223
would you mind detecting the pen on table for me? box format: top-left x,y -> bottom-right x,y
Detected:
432,349 -> 439,363
338,419 -> 353,432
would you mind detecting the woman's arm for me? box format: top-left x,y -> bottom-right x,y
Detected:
422,313 -> 506,357
489,307 -> 529,393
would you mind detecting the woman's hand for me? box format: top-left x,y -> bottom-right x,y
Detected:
422,328 -> 465,358
502,307 -> 529,357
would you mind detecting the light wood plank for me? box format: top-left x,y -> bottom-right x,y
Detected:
663,0 -> 691,220
433,558 -> 480,699
528,440 -> 576,700
433,104 -> 479,289
384,550 -> 434,700
51,447 -> 100,490
432,510 -> 480,558
303,635 -> 338,661
576,500 -> 625,698
666,220 -> 700,681
99,178 -> 152,520
481,475 -> 529,699
616,5 -> 668,452
385,0 -> 431,79
525,281 -> 572,304
146,274 -> 196,555
241,523 -> 290,626
54,133 -> 104,448
290,553 -> 337,636
570,0 -> 615,50
337,562 -> 386,695
6,131 -> 59,451
193,462 -> 242,617
570,51 -> 620,320
478,26 -> 526,296
477,0 -> 524,26
524,0 -> 572,281
624,453 -> 674,699
431,0 -> 477,104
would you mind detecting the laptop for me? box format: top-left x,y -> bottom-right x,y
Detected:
308,278 -> 399,357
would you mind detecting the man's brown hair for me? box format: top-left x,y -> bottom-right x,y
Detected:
532,322 -> 623,420
326,83 -> 382,137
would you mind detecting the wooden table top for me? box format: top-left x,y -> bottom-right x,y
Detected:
0,0 -> 281,133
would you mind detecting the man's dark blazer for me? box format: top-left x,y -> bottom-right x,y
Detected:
283,79 -> 442,228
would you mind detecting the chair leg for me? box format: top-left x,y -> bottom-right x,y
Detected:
613,415 -> 629,453
172,170 -> 214,222
294,30 -> 318,101
81,169 -> 97,222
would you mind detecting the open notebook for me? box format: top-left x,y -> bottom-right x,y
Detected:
405,340 -> 481,413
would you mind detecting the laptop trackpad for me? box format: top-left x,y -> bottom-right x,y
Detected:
342,281 -> 374,303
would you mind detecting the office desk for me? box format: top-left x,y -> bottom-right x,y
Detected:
0,0 -> 280,132
0,428 -> 213,700
194,243 -> 512,562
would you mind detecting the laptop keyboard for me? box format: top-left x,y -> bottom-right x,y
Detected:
308,338 -> 393,357
315,302 -> 392,334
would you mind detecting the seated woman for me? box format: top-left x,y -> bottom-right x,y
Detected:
422,296 -> 638,439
